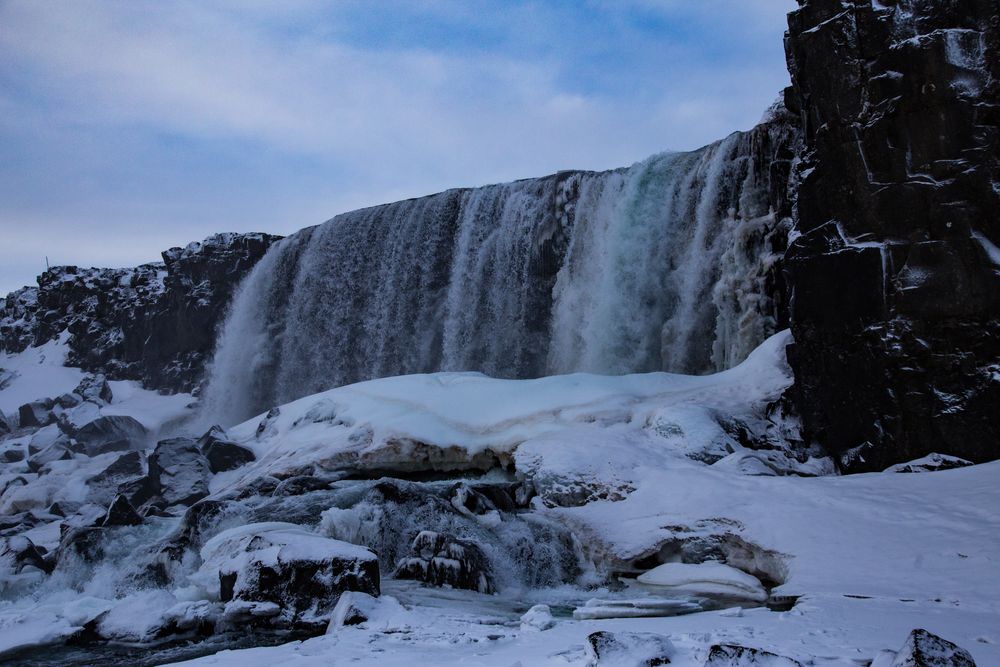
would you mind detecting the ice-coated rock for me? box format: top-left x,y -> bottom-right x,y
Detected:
394,530 -> 494,594
891,629 -> 976,667
73,373 -> 113,405
1,535 -> 52,574
704,644 -> 802,666
100,494 -> 142,527
520,604 -> 555,631
198,522 -> 379,629
85,450 -> 145,505
586,630 -> 675,666
148,437 -> 211,508
635,561 -> 768,603
885,454 -> 975,474
74,415 -> 148,456
198,425 -> 255,473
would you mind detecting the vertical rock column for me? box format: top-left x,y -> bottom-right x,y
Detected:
783,0 -> 1000,471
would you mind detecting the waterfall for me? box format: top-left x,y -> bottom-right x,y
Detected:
204,126 -> 791,426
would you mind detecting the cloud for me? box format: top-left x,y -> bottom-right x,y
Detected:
0,0 -> 796,293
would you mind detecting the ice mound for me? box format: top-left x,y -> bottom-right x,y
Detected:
635,561 -> 768,603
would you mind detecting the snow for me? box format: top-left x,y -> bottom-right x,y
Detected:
215,330 -> 804,495
1,330 -> 998,666
0,334 -> 84,414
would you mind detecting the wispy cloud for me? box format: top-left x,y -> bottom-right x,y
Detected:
0,0 -> 796,293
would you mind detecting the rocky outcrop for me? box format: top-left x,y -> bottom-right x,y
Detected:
783,0 -> 1000,471
0,232 -> 281,393
891,628 -> 976,666
202,523 -> 380,630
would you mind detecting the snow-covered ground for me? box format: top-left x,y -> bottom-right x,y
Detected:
1,331 -> 997,666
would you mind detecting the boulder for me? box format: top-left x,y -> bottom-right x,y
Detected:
1,535 -> 53,574
86,450 -> 145,505
199,522 -> 379,629
148,437 -> 211,508
704,644 -> 802,666
0,409 -> 10,436
890,629 -> 976,667
26,439 -> 75,473
75,416 -> 148,456
586,631 -> 675,666
394,530 -> 494,594
74,374 -> 113,404
100,494 -> 143,527
198,426 -> 255,473
18,399 -> 56,428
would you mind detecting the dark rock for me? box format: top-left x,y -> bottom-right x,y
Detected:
233,475 -> 281,500
704,644 -> 802,666
271,475 -> 329,497
212,524 -> 379,629
199,426 -> 255,473
26,440 -> 74,473
0,233 -> 281,394
1,535 -> 53,574
891,628 -> 976,667
394,530 -> 494,594
74,374 -> 113,404
117,475 -> 162,512
55,393 -> 82,409
1,447 -> 25,463
0,409 -> 9,436
784,0 -> 1000,471
148,437 -> 211,508
18,399 -> 56,428
75,416 -> 148,456
47,500 -> 81,517
586,631 -> 676,666
100,494 -> 143,527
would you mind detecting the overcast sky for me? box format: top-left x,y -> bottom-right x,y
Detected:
0,0 -> 796,294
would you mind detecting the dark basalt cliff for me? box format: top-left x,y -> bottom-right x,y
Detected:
783,0 -> 1000,471
0,233 -> 281,393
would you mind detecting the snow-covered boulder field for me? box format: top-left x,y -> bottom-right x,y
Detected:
0,331 -> 996,666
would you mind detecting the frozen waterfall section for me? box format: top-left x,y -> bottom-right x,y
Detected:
206,113 -> 795,425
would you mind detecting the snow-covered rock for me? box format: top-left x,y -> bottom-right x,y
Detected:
195,522 -> 379,629
891,628 -> 976,666
704,644 -> 802,666
585,630 -> 675,666
74,415 -> 149,456
885,454 -> 974,474
519,603 -> 554,631
635,562 -> 768,603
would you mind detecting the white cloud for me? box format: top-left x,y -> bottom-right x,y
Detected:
0,0 -> 796,293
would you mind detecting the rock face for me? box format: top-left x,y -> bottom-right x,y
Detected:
783,0 -> 1000,471
0,232 -> 281,393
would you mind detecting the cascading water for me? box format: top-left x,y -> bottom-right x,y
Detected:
205,120 -> 794,426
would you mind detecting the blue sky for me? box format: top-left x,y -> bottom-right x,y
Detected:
0,0 -> 796,294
